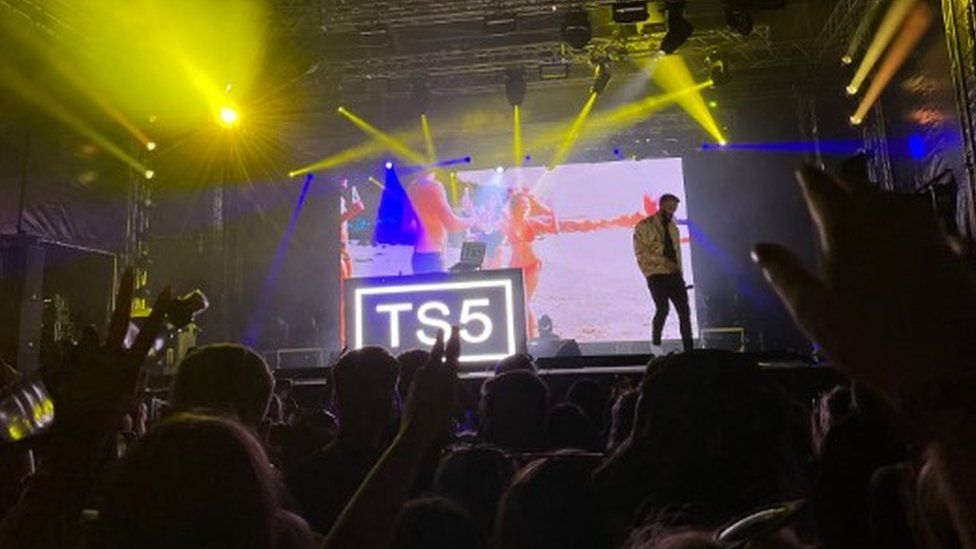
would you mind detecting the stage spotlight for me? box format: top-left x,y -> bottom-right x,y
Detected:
708,100 -> 718,107
725,4 -> 754,36
410,77 -> 431,115
144,169 -> 155,180
146,141 -> 157,151
464,156 -> 472,163
385,161 -> 394,169
706,51 -> 730,85
505,70 -> 527,107
218,106 -> 239,127
495,166 -> 504,173
561,9 -> 592,50
660,1 -> 693,54
613,1 -> 650,23
591,61 -> 612,94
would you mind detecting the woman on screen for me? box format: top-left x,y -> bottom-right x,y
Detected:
503,190 -> 658,337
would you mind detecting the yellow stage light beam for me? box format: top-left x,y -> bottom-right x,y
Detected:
513,105 -> 524,167
288,138 -> 400,177
338,107 -> 427,165
549,92 -> 599,167
842,0 -> 888,65
287,121 -> 426,177
421,114 -> 437,163
653,55 -> 726,144
219,105 -> 240,127
37,0 -> 271,133
0,16 -> 152,146
449,170 -> 460,206
523,81 -> 710,159
0,64 -> 147,174
850,2 -> 933,125
846,0 -> 916,94
592,81 -> 713,134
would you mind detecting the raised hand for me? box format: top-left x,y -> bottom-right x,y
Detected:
399,328 -> 460,447
752,166 -> 976,436
44,268 -> 171,434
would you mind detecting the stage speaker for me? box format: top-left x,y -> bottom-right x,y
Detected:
0,234 -> 116,374
529,338 -> 582,358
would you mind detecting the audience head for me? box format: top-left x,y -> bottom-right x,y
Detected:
495,453 -> 610,549
810,384 -> 854,457
396,349 -> 430,400
479,371 -> 549,452
596,350 -> 806,525
392,496 -> 486,549
494,353 -> 537,375
433,445 -> 515,533
274,410 -> 338,474
546,402 -> 601,451
332,346 -> 399,441
92,413 -> 311,549
170,344 -> 274,428
566,379 -> 609,429
607,389 -> 640,452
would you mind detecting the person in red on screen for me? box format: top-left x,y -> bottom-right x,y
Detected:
502,190 -> 657,338
340,178 -> 366,280
406,170 -> 473,274
339,178 -> 365,346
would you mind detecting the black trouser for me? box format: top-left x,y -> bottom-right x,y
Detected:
647,273 -> 693,352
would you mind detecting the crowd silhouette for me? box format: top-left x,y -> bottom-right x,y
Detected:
1,166 -> 975,549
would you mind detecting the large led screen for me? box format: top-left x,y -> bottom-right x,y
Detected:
347,158 -> 697,345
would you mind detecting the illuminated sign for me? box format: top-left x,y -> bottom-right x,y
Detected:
346,269 -> 528,363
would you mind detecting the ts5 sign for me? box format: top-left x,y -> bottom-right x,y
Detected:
346,269 -> 528,363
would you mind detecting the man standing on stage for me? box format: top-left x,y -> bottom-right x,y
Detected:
406,170 -> 472,274
633,193 -> 693,353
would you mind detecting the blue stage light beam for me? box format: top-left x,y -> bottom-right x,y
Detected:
684,219 -> 776,308
699,139 -> 868,154
374,165 -> 419,245
243,173 -> 315,346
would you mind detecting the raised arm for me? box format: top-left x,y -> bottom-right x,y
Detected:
555,193 -> 660,234
0,269 -> 170,549
340,187 -> 366,223
323,329 -> 460,549
753,166 -> 976,549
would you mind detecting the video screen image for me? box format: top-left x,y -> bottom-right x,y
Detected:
346,158 -> 697,345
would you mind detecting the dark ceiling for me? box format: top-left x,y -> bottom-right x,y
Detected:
274,0 -> 843,98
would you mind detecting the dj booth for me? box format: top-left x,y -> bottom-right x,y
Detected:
344,268 -> 529,364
